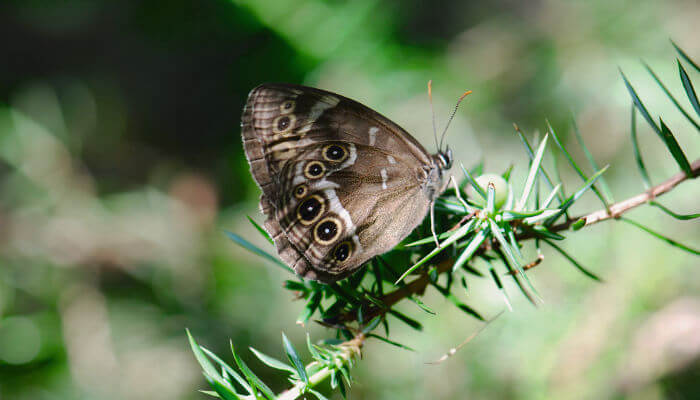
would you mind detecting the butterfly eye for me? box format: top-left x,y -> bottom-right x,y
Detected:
314,216 -> 342,245
304,161 -> 326,179
296,195 -> 325,225
272,114 -> 296,135
280,100 -> 295,114
333,241 -> 352,262
293,184 -> 307,199
323,144 -> 348,162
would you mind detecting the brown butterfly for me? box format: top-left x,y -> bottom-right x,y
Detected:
241,83 -> 453,283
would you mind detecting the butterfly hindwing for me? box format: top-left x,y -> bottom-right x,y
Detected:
242,83 -> 447,282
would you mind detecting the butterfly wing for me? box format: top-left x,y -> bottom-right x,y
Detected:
242,83 -> 441,282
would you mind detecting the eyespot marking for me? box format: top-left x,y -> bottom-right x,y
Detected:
369,127 -> 379,146
273,114 -> 296,135
293,184 -> 307,199
333,240 -> 352,262
304,161 -> 326,179
297,194 -> 325,225
314,216 -> 342,245
380,168 -> 388,190
323,144 -> 348,162
280,100 -> 295,114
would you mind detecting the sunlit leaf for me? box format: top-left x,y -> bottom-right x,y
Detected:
658,118 -> 692,176
642,62 -> 700,131
522,209 -> 560,225
204,375 -> 243,400
501,209 -> 555,220
247,216 -> 273,245
489,219 -> 539,300
505,224 -> 524,261
249,347 -> 297,375
622,218 -> 699,255
572,218 -> 586,231
408,296 -> 436,315
404,230 -> 457,247
621,70 -> 661,133
545,166 -> 609,225
231,342 -> 276,399
530,225 -> 566,240
547,121 -> 608,208
366,334 -> 415,351
489,267 -> 512,311
542,239 -> 602,281
486,182 -> 496,213
309,388 -> 331,400
541,184 -> 562,208
330,282 -> 364,306
224,230 -> 292,273
513,123 -> 562,203
282,333 -> 309,385
678,59 -> 700,120
297,290 -> 323,325
200,347 -> 251,395
362,315 -> 383,334
433,284 -> 484,320
388,310 -> 423,331
186,330 -> 240,396
672,40 -> 700,72
649,201 -> 699,220
395,220 -> 475,284
198,389 -> 222,398
630,105 -> 652,189
516,133 -> 548,211
435,198 -> 471,213
571,118 -> 615,201
306,334 -> 321,361
452,228 -> 489,273
460,162 -> 487,200
502,164 -> 514,181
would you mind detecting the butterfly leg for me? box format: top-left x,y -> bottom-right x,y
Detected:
430,200 -> 440,248
450,175 -> 471,213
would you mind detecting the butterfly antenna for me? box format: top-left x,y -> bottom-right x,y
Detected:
438,90 -> 472,151
428,80 -> 439,151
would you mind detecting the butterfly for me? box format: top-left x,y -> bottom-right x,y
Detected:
241,83 -> 454,283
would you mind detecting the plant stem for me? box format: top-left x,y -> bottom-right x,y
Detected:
332,158 -> 699,324
552,158 -> 699,230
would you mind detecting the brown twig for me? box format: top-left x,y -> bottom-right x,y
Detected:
507,253 -> 544,275
330,158 -> 699,324
552,158 -> 699,230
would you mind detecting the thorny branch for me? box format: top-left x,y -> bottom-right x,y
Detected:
329,158 -> 699,325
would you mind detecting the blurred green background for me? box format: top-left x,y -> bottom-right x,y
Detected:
0,0 -> 698,399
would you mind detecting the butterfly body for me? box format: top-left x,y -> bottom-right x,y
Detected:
242,83 -> 451,282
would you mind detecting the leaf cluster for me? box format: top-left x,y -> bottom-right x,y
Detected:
190,42 -> 699,399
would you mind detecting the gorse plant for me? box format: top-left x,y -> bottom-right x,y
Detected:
188,43 -> 699,400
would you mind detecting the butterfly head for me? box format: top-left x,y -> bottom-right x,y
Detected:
435,146 -> 453,171
423,146 -> 453,201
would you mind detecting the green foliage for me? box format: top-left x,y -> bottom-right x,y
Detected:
188,328 -> 362,400
0,2 -> 697,398
192,43 -> 700,400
